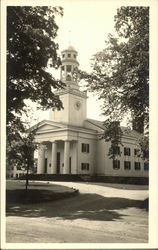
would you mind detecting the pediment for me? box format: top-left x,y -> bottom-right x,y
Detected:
38,124 -> 60,131
32,120 -> 64,133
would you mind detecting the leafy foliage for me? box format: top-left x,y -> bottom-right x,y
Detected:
80,7 -> 149,158
138,135 -> 149,160
103,120 -> 123,159
7,6 -> 64,170
7,6 -> 64,115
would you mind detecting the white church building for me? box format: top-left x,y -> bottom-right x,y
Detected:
34,45 -> 148,178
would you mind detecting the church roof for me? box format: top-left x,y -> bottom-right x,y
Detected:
85,118 -> 142,138
85,118 -> 105,130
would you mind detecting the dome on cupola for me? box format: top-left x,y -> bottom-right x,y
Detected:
61,43 -> 79,65
62,44 -> 77,52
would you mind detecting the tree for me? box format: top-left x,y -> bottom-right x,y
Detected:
7,6 -> 64,170
6,105 -> 38,189
7,129 -> 37,190
19,131 -> 38,191
80,7 -> 149,158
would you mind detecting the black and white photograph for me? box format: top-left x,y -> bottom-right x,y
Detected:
1,0 -> 158,249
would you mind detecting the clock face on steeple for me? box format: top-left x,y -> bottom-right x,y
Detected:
74,100 -> 81,110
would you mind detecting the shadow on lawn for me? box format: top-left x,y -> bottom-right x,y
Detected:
6,188 -> 78,204
6,191 -> 148,221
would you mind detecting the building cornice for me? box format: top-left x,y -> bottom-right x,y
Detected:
36,126 -> 97,136
56,88 -> 87,99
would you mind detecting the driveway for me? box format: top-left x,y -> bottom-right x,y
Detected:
6,181 -> 148,243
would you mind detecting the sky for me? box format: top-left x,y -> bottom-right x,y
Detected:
33,0 -> 118,124
24,0 -> 150,126
54,0 -> 117,71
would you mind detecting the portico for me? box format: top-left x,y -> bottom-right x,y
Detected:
37,138 -> 78,175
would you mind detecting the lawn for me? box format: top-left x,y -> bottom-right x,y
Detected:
6,180 -> 79,205
6,181 -> 149,243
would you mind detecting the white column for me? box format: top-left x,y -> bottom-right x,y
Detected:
13,165 -> 17,178
75,141 -> 78,174
51,141 -> 57,174
63,140 -> 70,174
37,145 -> 45,174
71,65 -> 73,80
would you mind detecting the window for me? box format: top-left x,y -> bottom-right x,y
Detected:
62,54 -> 65,58
144,162 -> 149,171
134,148 -> 140,156
74,54 -> 76,58
68,53 -> 71,58
135,162 -> 141,170
124,161 -> 131,170
81,163 -> 89,171
113,146 -> 120,155
66,74 -> 71,81
81,143 -> 89,153
66,65 -> 71,72
113,160 -> 120,170
124,147 -> 130,156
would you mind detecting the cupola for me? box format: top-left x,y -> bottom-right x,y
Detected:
60,45 -> 79,84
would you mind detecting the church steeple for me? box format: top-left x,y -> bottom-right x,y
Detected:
60,45 -> 80,90
49,45 -> 87,126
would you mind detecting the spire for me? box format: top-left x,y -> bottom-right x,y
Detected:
68,30 -> 71,46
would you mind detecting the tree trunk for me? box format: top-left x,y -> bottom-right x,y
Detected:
25,163 -> 29,192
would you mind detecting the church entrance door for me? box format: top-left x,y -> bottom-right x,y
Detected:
57,152 -> 60,174
44,158 -> 47,173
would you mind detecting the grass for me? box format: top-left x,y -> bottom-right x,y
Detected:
6,180 -> 79,204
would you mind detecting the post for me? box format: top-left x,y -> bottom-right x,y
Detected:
75,141 -> 78,174
37,144 -> 45,174
63,140 -> 70,174
51,141 -> 57,174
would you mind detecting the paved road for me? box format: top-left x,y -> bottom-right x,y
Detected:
6,181 -> 148,243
